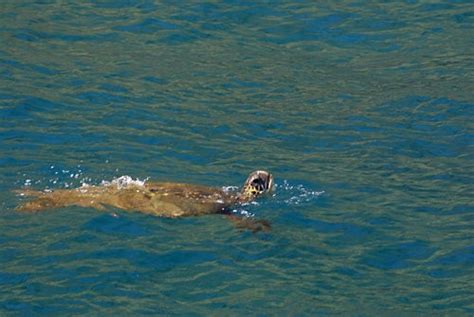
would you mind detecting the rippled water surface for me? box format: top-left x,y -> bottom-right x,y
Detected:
1,1 -> 473,315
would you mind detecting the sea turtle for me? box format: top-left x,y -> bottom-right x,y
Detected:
16,170 -> 274,232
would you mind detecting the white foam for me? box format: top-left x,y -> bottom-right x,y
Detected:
232,209 -> 255,217
101,175 -> 149,189
240,201 -> 260,207
222,185 -> 239,193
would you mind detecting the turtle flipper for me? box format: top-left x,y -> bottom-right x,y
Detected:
225,214 -> 271,233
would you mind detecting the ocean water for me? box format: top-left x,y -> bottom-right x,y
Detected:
1,0 -> 473,315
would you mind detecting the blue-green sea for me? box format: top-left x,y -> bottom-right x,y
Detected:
1,1 -> 473,315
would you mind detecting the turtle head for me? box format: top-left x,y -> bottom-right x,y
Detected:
239,170 -> 274,202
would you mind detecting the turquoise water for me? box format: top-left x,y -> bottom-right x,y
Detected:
1,0 -> 473,315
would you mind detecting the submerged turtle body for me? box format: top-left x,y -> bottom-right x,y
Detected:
16,171 -> 273,218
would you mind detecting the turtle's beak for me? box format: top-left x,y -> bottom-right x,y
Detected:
266,172 -> 274,193
259,171 -> 273,193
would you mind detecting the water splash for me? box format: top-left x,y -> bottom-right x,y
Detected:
230,180 -> 324,216
231,208 -> 255,217
48,164 -> 86,187
100,175 -> 149,189
18,164 -> 87,189
274,180 -> 325,205
222,185 -> 239,193
17,160 -> 150,190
